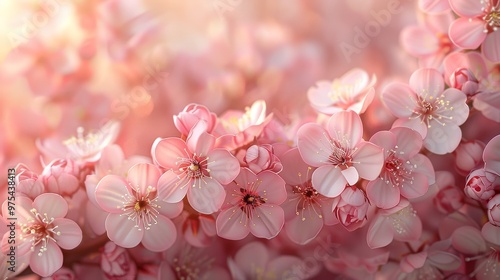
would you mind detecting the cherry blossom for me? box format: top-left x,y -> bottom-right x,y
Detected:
307,68 -> 376,115
382,68 -> 469,154
216,168 -> 286,240
297,110 -> 384,197
367,127 -> 435,209
173,103 -> 217,137
94,163 -> 182,251
153,121 -> 240,214
1,194 -> 82,277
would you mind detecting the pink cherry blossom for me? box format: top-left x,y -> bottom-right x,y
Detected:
333,186 -> 369,231
307,68 -> 376,115
382,68 -> 469,154
173,103 -> 217,137
243,144 -> 283,174
216,168 -> 286,240
465,168 -> 499,202
367,127 -> 435,209
450,68 -> 480,98
400,12 -> 457,67
449,0 -> 500,62
1,194 -> 82,277
454,140 -> 485,175
15,164 -> 46,200
280,148 -> 337,244
367,200 -> 422,249
39,158 -> 84,197
297,110 -> 384,197
94,163 -> 182,251
153,121 -> 240,214
100,241 -> 137,279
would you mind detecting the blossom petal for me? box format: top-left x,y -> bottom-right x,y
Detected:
381,83 -> 416,118
392,127 -> 423,158
297,123 -> 331,167
157,170 -> 189,203
484,135 -> 500,175
449,0 -> 485,17
327,110 -> 363,149
151,137 -> 188,169
95,175 -> 130,213
186,120 -> 216,156
449,18 -> 487,49
481,222 -> 500,246
187,177 -> 225,214
285,208 -> 324,244
312,166 -> 347,197
156,200 -> 183,219
207,149 -> 240,184
474,91 -> 500,122
234,242 -> 270,275
141,216 -> 176,252
419,0 -> 450,14
105,213 -> 143,248
392,117 -> 428,139
255,170 -> 287,205
33,193 -> 68,219
424,124 -> 462,154
442,88 -> 469,125
30,242 -> 63,277
126,163 -> 161,194
393,209 -> 422,242
352,142 -> 384,180
482,32 -> 500,63
409,68 -> 444,98
341,166 -> 359,186
400,26 -> 439,56
52,219 -> 82,250
367,216 -> 394,249
250,205 -> 285,239
216,207 -> 250,240
451,226 -> 486,255
367,179 -> 401,209
400,172 -> 429,199
279,148 -> 312,186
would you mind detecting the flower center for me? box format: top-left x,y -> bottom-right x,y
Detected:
380,147 -> 416,188
327,140 -> 355,169
239,187 -> 266,218
19,209 -> 60,256
482,1 -> 500,33
177,154 -> 210,185
410,94 -> 454,128
329,81 -> 354,105
121,186 -> 160,230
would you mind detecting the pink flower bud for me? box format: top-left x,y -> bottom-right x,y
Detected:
433,185 -> 464,214
101,242 -> 137,280
488,194 -> 500,226
244,144 -> 283,174
40,159 -> 84,196
450,68 -> 479,97
334,187 -> 369,231
173,104 -> 217,136
465,169 -> 497,202
42,267 -> 76,280
454,140 -> 485,175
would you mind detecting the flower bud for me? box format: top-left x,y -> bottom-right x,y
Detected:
488,194 -> 500,226
454,140 -> 485,175
433,185 -> 464,214
101,242 -> 137,280
465,169 -> 496,202
244,144 -> 283,174
450,68 -> 479,97
174,104 -> 217,136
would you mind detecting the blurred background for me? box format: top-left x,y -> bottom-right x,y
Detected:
0,0 -> 418,178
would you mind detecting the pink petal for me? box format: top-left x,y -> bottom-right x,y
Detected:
400,172 -> 429,199
427,251 -> 461,271
484,135 -> 500,175
442,88 -> 469,125
400,26 -> 439,56
297,123 -> 331,167
250,204 -> 285,239
216,207 -> 250,240
234,242 -> 269,273
392,127 -> 423,158
400,252 -> 427,273
367,179 -> 401,209
409,154 -> 436,185
95,175 -> 130,213
443,51 -> 488,81
370,131 -> 397,153
452,226 -> 486,255
33,193 -> 68,219
186,120 -> 215,156
126,163 -> 161,194
409,68 -> 444,98
341,166 -> 359,186
267,256 -> 304,278
156,200 -> 183,219
187,178 -> 225,214
327,110 -> 363,149
367,216 -> 394,249
481,222 -> 500,246
341,186 -> 365,206
105,213 -> 143,248
424,124 -> 462,154
449,0 -> 484,17
312,166 -> 347,197
279,148 -> 312,186
30,242 -> 63,277
392,117 -> 428,139
255,171 -> 287,205
52,219 -> 82,250
449,18 -> 487,49
85,201 -> 107,235
352,142 -> 384,180
207,149 -> 240,184
151,137 -> 188,169
474,91 -> 500,122
483,31 -> 500,63
393,210 -> 422,242
157,170 -> 189,203
381,83 -> 416,118
141,216 -> 176,252
419,0 -> 450,14
284,208 -> 324,244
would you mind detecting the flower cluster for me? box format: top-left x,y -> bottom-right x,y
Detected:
1,0 -> 500,279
